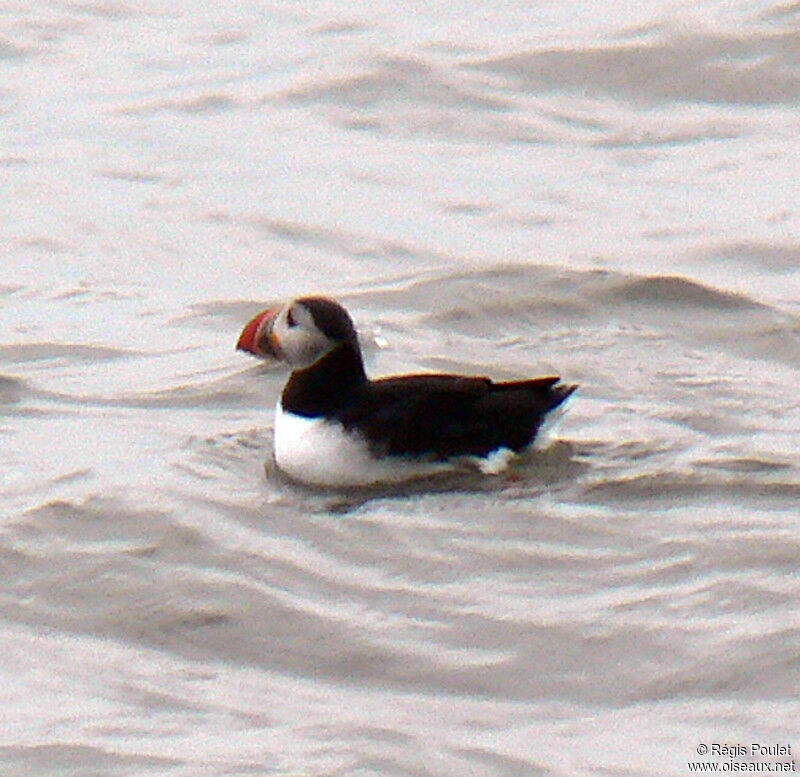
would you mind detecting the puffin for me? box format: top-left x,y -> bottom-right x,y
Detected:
237,296 -> 576,487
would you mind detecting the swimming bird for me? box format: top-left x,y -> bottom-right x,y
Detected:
237,296 -> 576,487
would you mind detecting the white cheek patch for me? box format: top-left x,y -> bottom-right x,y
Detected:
273,313 -> 334,369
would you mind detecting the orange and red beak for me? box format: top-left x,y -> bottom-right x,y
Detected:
236,305 -> 283,360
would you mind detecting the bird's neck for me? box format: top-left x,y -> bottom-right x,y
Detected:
281,340 -> 367,417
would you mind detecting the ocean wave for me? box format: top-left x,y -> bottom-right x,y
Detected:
278,55 -> 559,143
115,92 -> 240,116
700,241 -> 800,274
0,375 -> 26,404
282,56 -> 510,112
597,274 -> 758,310
471,29 -> 800,105
38,368 -> 275,410
580,470 -> 800,506
0,40 -> 27,60
352,263 -> 787,323
0,343 -> 136,364
0,745 -> 181,776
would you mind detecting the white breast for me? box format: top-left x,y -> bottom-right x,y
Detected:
272,404 -> 452,487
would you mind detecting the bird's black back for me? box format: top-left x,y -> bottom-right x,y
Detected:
337,373 -> 576,459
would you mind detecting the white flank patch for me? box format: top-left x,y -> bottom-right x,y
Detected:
475,447 -> 516,475
271,403 -> 566,487
273,405 -> 451,488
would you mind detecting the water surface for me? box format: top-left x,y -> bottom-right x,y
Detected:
1,2 -> 799,775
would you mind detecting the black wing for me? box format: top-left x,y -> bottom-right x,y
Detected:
337,374 -> 576,459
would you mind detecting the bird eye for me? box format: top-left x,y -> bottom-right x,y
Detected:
286,307 -> 297,327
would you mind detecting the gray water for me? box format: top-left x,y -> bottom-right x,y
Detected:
2,2 -> 799,776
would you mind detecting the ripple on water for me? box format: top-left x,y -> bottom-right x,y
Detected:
0,376 -> 26,404
0,343 -> 135,364
598,274 -> 760,311
580,470 -> 800,510
0,745 -> 182,776
471,31 -> 800,105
